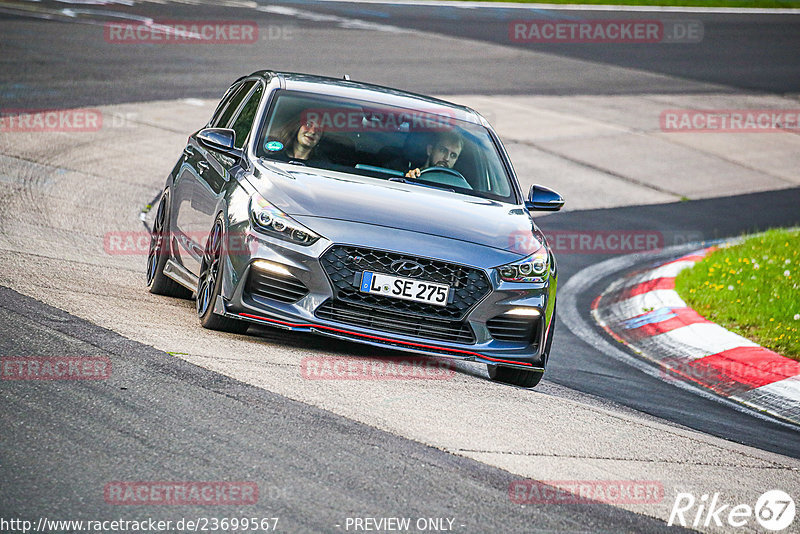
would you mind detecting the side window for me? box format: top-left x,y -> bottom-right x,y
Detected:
229,84 -> 264,150
208,83 -> 241,127
212,81 -> 256,128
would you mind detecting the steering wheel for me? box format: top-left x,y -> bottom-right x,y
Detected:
419,166 -> 466,181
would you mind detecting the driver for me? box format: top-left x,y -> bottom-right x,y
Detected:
404,131 -> 463,179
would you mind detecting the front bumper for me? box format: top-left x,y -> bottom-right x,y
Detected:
221,225 -> 556,370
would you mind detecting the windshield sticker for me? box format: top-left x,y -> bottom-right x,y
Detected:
265,140 -> 283,152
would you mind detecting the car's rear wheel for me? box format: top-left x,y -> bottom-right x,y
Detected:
488,365 -> 543,388
147,190 -> 193,299
196,217 -> 249,334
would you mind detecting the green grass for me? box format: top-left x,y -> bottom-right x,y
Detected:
471,1 -> 800,7
675,228 -> 800,361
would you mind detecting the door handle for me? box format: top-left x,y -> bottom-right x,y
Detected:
197,161 -> 209,174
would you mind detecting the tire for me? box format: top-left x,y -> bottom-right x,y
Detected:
147,190 -> 193,299
196,217 -> 249,334
487,305 -> 554,388
488,365 -> 543,388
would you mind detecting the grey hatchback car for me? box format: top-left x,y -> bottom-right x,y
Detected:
147,71 -> 564,387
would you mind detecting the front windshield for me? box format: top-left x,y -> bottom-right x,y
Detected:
255,90 -> 517,203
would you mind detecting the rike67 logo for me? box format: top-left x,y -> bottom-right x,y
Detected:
669,490 -> 795,531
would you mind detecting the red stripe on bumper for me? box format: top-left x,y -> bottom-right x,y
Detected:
237,312 -> 535,367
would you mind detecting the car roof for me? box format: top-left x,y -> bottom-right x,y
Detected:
244,70 -> 484,125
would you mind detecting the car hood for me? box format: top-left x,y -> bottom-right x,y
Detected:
250,161 -> 541,254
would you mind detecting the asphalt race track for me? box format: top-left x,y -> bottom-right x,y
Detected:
1,1 -> 800,532
1,286 -> 688,533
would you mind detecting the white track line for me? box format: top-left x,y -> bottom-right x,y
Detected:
311,0 -> 800,15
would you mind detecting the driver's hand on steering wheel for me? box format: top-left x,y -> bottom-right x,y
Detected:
404,168 -> 421,179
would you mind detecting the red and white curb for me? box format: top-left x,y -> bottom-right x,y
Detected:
592,248 -> 800,425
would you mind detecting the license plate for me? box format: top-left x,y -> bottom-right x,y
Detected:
359,271 -> 450,307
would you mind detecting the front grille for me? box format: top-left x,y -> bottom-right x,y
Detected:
486,315 -> 541,344
245,269 -> 309,304
319,245 -> 491,321
316,300 -> 475,344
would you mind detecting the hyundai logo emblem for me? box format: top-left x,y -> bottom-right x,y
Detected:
390,260 -> 424,277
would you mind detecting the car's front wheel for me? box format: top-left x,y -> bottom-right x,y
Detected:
488,365 -> 543,388
196,217 -> 249,334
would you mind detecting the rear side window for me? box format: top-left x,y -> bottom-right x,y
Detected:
211,80 -> 256,128
230,83 -> 264,149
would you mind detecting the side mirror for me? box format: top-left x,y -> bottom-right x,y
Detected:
525,184 -> 565,212
197,128 -> 237,153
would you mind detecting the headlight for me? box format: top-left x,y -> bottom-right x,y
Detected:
249,192 -> 320,246
497,248 -> 549,283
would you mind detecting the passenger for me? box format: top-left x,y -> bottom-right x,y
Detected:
404,131 -> 464,179
268,116 -> 326,163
